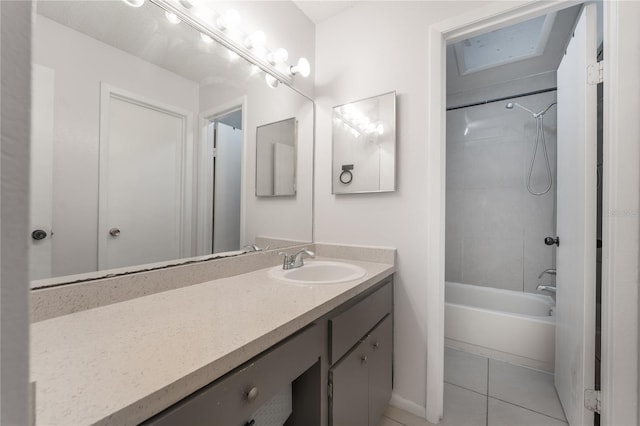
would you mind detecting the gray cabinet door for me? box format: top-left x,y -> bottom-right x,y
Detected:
329,339 -> 369,426
368,315 -> 393,426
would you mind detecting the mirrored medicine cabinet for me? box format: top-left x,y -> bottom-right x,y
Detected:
332,91 -> 397,195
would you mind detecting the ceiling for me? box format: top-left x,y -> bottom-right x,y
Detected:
447,5 -> 583,96
292,1 -> 358,24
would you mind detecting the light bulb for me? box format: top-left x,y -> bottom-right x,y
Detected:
265,74 -> 279,89
200,33 -> 213,44
267,48 -> 289,65
217,9 -> 241,30
165,11 -> 181,24
245,31 -> 266,49
122,0 -> 145,7
289,57 -> 311,77
376,124 -> 384,135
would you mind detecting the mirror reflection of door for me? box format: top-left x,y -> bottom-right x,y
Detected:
30,64 -> 55,280
210,115 -> 242,253
98,86 -> 192,270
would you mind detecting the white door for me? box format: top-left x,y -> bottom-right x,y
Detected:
212,123 -> 241,253
99,87 -> 189,270
555,4 -> 597,425
29,64 -> 55,280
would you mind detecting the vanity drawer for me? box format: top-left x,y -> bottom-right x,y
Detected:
143,324 -> 321,426
329,280 -> 392,364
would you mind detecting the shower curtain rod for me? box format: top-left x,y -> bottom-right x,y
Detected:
446,87 -> 557,111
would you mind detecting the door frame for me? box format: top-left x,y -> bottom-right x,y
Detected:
98,84 -> 194,270
197,97 -> 247,256
425,1 -> 636,424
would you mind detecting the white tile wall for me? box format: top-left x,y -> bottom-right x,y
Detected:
445,82 -> 557,293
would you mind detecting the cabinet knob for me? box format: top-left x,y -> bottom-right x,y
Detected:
373,342 -> 380,350
246,386 -> 259,402
360,355 -> 368,364
244,420 -> 256,426
109,227 -> 121,237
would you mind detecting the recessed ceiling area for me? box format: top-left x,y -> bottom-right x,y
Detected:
447,5 -> 582,96
454,13 -> 555,76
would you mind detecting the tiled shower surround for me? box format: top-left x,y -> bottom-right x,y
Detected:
445,89 -> 557,293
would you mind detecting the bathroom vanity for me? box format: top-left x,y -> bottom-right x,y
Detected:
30,250 -> 395,426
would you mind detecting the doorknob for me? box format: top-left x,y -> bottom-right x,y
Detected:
109,228 -> 121,237
31,229 -> 47,240
544,236 -> 559,246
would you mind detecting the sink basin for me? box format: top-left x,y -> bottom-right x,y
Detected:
269,261 -> 366,284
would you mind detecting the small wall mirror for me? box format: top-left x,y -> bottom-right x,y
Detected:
332,91 -> 396,194
256,118 -> 297,197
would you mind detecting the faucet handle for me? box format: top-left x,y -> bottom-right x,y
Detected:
278,252 -> 292,269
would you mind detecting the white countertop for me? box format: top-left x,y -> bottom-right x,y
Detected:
31,258 -> 394,426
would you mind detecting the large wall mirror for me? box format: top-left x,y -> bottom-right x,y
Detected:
30,0 -> 314,286
332,91 -> 396,194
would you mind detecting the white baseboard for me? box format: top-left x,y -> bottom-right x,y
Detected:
389,392 -> 427,419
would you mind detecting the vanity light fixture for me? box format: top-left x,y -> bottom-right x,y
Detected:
216,9 -> 241,31
151,0 -> 309,87
289,57 -> 311,77
122,0 -> 145,7
244,31 -> 266,49
267,48 -> 288,65
165,11 -> 181,24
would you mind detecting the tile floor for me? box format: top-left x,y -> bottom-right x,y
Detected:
378,347 -> 568,426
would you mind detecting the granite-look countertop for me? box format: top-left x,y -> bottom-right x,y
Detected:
31,257 -> 394,426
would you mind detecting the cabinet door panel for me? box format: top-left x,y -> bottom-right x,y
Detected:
368,314 -> 393,426
329,339 -> 369,426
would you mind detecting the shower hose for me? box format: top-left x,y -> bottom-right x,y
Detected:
527,114 -> 553,196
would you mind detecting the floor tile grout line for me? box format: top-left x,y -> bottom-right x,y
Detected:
488,396 -> 569,423
446,381 -> 490,398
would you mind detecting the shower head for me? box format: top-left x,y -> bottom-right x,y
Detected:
504,102 -> 536,117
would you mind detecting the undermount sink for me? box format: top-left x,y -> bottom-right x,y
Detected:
269,261 -> 366,284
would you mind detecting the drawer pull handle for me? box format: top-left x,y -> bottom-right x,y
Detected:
246,386 -> 259,402
361,355 -> 368,364
373,342 -> 380,350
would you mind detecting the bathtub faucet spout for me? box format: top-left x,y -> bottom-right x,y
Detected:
536,284 -> 556,293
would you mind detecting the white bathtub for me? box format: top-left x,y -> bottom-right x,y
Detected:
445,281 -> 556,372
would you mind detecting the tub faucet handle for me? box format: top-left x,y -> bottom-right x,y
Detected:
538,268 -> 557,279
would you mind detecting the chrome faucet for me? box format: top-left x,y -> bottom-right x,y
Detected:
536,284 -> 556,293
279,248 -> 315,270
243,244 -> 269,252
537,268 -> 556,279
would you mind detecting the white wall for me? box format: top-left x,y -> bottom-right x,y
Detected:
315,1 -> 491,413
446,86 -> 557,293
0,2 -> 31,423
33,16 -> 200,278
